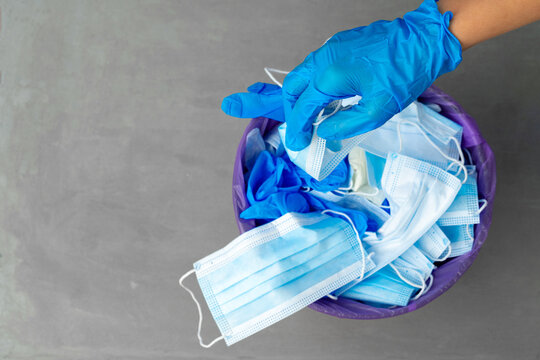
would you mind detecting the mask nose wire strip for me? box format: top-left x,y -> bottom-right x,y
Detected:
179,269 -> 225,348
264,67 -> 290,88
397,119 -> 467,184
321,209 -> 369,300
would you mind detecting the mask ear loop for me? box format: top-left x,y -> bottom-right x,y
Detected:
179,270 -> 225,348
447,137 -> 468,184
397,119 -> 468,184
391,266 -> 433,302
325,252 -> 374,301
412,275 -> 434,300
264,67 -> 290,88
389,264 -> 426,297
432,244 -> 452,262
478,199 -> 488,214
321,209 -> 369,300
465,224 -> 475,241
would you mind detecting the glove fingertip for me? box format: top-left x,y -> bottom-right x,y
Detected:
221,95 -> 242,117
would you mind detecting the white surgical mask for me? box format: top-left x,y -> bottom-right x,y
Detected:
415,224 -> 452,262
440,223 -> 475,257
438,165 -> 482,226
357,101 -> 465,175
278,104 -> 369,181
334,153 -> 462,296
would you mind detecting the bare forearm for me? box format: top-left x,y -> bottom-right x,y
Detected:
438,0 -> 540,50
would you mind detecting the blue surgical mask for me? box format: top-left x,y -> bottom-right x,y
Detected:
179,211 -> 374,347
357,101 -> 464,171
438,165 -> 481,226
390,245 -> 434,284
310,190 -> 389,230
340,265 -> 416,307
440,224 -> 475,257
334,153 -> 462,296
415,224 -> 451,262
278,96 -> 370,181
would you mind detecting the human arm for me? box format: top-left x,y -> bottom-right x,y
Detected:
438,0 -> 540,50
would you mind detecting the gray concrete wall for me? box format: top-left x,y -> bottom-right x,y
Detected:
0,0 -> 539,359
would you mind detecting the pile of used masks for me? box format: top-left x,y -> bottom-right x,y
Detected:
180,77 -> 488,348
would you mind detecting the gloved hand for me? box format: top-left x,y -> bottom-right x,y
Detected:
223,0 -> 462,151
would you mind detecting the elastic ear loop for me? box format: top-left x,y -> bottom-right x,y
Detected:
478,199 -> 488,214
179,270 -> 224,348
389,264 -> 427,299
397,119 -> 468,184
264,67 -> 290,88
412,275 -> 434,300
465,224 -> 474,241
390,264 -> 433,301
390,265 -> 433,301
445,138 -> 469,184
432,244 -> 452,263
321,209 -> 369,301
325,253 -> 374,300
458,199 -> 487,250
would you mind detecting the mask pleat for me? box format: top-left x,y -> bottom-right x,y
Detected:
214,226 -> 351,305
221,239 -> 364,328
207,217 -> 349,294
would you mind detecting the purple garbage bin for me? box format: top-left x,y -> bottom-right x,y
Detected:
231,85 -> 496,319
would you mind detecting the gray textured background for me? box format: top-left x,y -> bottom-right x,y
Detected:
0,0 -> 539,359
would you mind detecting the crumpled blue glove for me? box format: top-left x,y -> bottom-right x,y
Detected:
222,0 -> 462,151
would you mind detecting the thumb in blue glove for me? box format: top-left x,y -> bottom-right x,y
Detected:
221,82 -> 285,122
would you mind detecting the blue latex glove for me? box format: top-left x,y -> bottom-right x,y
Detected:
223,0 -> 462,151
